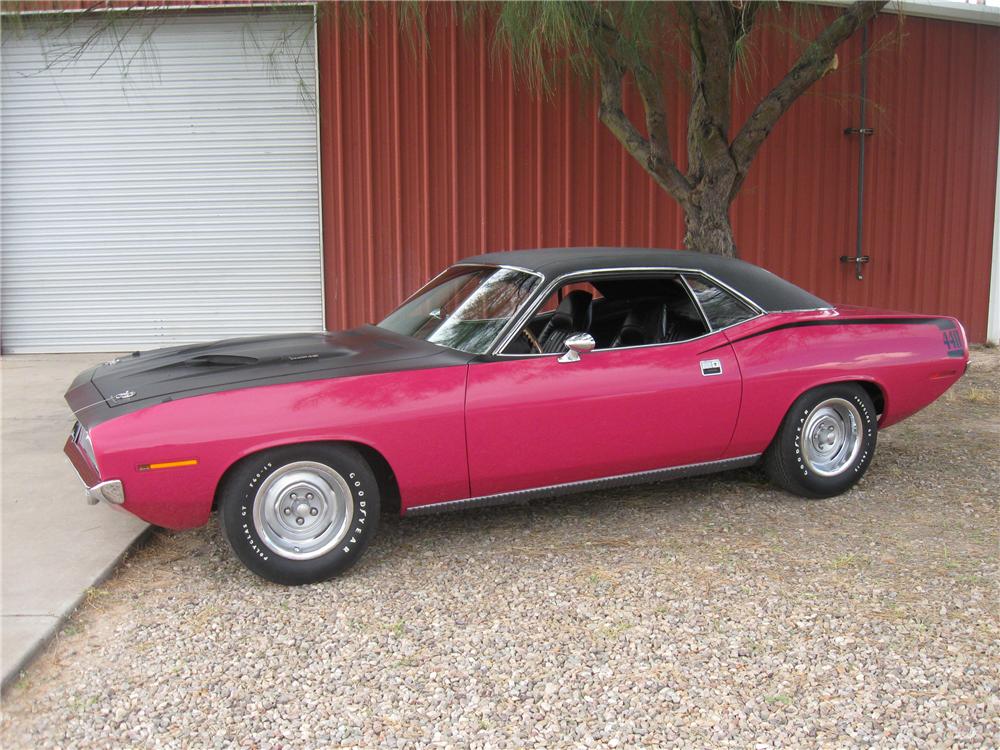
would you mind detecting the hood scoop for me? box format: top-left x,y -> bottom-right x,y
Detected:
184,354 -> 261,367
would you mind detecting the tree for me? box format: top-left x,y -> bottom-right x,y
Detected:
401,1 -> 888,257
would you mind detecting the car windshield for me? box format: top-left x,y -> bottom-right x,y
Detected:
378,266 -> 540,354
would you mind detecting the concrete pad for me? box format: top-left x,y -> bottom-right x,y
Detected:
1,354 -> 149,689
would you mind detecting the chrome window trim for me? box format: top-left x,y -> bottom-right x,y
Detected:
380,263 -> 546,356
693,270 -> 765,314
452,261 -> 546,280
679,274 -> 713,332
488,266 -> 767,357
681,272 -> 761,333
774,307 -> 836,313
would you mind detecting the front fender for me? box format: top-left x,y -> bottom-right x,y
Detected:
91,367 -> 470,529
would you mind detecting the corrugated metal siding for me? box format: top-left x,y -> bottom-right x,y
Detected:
732,11 -> 1000,340
318,5 -> 999,341
1,9 -> 322,352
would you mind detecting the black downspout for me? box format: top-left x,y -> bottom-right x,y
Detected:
842,22 -> 873,280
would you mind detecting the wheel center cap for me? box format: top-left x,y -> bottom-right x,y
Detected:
812,420 -> 840,451
294,501 -> 311,517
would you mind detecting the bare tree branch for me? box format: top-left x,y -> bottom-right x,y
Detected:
596,58 -> 651,168
631,64 -> 691,200
597,56 -> 690,204
729,0 -> 887,198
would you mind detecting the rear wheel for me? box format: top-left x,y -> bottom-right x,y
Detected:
219,444 -> 380,585
764,383 -> 878,498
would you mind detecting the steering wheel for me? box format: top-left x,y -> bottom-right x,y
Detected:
521,327 -> 543,354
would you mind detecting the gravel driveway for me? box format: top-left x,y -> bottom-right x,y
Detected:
3,350 -> 997,749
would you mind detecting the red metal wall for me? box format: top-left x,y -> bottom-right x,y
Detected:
317,5 -> 999,341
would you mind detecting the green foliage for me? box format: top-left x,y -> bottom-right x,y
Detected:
490,1 -> 678,95
338,1 -> 687,96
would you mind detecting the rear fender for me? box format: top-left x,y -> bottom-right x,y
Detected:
722,312 -> 967,457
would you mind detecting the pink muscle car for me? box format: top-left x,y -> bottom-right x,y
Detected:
65,248 -> 968,584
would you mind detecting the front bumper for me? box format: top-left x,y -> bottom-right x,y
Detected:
84,479 -> 126,506
63,434 -> 125,506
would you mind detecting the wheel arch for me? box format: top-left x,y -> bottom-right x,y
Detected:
787,377 -> 887,421
212,439 -> 402,516
758,376 -> 887,452
854,379 -> 886,419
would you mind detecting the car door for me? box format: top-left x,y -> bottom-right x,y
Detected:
463,331 -> 742,498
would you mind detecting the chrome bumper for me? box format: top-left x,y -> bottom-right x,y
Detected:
64,432 -> 125,507
84,479 -> 126,506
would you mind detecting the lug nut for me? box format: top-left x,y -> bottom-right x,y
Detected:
310,507 -> 318,516
296,517 -> 305,525
283,507 -> 291,515
306,493 -> 314,500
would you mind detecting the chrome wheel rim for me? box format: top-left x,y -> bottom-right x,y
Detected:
801,398 -> 863,477
252,461 -> 353,561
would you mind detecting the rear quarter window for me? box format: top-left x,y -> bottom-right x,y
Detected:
684,275 -> 757,330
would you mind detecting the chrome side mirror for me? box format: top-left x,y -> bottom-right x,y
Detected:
558,333 -> 596,363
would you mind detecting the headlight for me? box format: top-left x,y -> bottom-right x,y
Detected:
75,423 -> 99,470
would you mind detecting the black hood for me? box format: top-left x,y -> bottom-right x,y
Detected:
66,326 -> 473,427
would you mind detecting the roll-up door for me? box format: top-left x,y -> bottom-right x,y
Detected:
1,10 -> 322,352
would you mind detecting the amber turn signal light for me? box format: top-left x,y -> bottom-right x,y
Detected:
138,459 -> 198,471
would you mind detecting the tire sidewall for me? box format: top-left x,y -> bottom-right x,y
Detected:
786,385 -> 877,497
220,444 -> 379,585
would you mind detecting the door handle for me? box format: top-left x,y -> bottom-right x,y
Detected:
700,359 -> 723,376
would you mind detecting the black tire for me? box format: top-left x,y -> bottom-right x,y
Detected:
218,443 -> 380,585
764,383 -> 878,499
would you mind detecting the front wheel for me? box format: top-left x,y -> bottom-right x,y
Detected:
219,444 -> 380,585
764,383 -> 878,499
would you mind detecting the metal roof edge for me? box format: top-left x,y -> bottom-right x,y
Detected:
0,1 -> 315,16
816,0 -> 1000,27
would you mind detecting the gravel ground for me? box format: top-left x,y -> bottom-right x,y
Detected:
3,349 -> 998,749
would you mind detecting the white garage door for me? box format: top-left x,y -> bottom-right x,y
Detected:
1,10 -> 322,353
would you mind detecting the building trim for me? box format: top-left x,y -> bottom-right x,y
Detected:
1,1 -> 316,15
820,0 -> 1000,27
989,106 -> 1000,345
312,1 -> 326,332
8,1 -> 996,26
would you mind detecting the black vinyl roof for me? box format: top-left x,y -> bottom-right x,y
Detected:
459,247 -> 830,313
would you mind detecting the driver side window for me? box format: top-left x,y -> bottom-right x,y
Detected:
502,273 -> 710,355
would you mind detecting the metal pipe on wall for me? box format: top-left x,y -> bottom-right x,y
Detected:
842,22 -> 873,281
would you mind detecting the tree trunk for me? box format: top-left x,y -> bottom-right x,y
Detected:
682,199 -> 736,257
682,169 -> 738,257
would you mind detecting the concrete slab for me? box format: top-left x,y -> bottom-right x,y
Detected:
1,354 -> 149,690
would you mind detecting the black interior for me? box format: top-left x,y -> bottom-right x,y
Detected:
535,290 -> 594,353
506,275 -> 709,354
